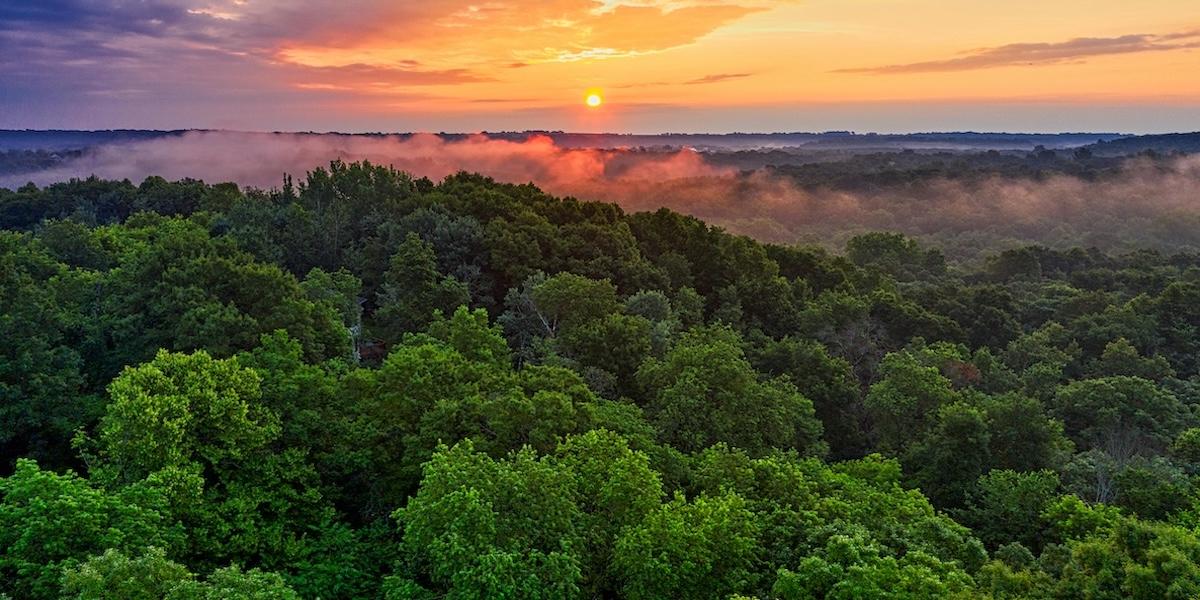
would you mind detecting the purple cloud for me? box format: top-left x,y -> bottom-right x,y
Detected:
838,30 -> 1200,74
684,73 -> 755,85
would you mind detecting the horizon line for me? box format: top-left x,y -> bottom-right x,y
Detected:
1,128 -> 1164,137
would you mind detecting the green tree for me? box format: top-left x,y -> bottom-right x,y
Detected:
558,313 -> 654,399
94,350 -> 276,482
846,232 -> 938,281
1171,427 -> 1200,469
637,326 -> 824,456
168,565 -> 301,600
60,547 -> 192,600
987,247 -> 1043,281
553,430 -> 663,597
980,393 -> 1073,472
1088,337 -> 1174,381
0,231 -> 97,468
301,267 -> 363,337
750,336 -> 867,458
424,306 -> 511,368
1054,376 -> 1190,460
0,460 -> 176,599
1053,519 -> 1200,599
613,492 -> 758,600
1153,281 -> 1200,375
499,272 -> 622,360
690,446 -> 986,594
865,350 -> 958,452
374,233 -> 469,344
90,350 -> 331,573
392,442 -> 583,600
957,470 -> 1060,551
774,536 -> 975,600
61,547 -> 302,600
97,215 -> 349,368
903,402 -> 992,508
350,310 -> 644,512
1111,457 -> 1193,520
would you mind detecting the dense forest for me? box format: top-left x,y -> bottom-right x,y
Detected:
6,161 -> 1200,598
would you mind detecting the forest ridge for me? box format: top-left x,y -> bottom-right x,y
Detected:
6,0 -> 1200,595
4,161 -> 1200,598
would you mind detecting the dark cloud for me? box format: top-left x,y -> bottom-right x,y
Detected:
0,0 -> 192,31
0,0 -> 489,113
837,30 -> 1200,74
0,0 -> 230,52
0,0 -> 237,91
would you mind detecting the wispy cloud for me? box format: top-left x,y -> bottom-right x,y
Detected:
614,72 -> 756,89
468,97 -> 542,104
684,72 -> 754,84
837,30 -> 1200,74
289,63 -> 492,89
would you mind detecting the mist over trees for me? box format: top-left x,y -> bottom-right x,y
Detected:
5,131 -> 1200,264
6,159 -> 1200,598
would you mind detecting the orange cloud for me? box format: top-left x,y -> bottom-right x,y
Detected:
276,1 -> 768,70
583,4 -> 765,54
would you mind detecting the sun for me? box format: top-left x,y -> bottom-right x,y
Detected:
585,91 -> 603,108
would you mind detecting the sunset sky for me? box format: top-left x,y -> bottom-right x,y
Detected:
2,0 -> 1198,133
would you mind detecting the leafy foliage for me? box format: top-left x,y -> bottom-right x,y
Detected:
3,161 -> 1200,598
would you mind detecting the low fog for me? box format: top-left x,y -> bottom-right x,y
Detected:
6,130 -> 1200,257
2,131 -> 729,192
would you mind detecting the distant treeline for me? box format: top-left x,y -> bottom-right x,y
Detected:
0,149 -> 83,176
0,128 -> 1134,153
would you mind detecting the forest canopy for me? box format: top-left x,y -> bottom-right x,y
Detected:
5,161 -> 1200,598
